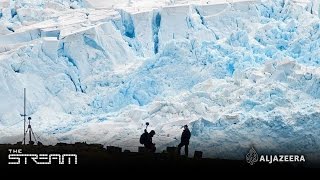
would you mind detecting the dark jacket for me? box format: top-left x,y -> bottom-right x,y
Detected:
145,133 -> 154,147
181,128 -> 191,144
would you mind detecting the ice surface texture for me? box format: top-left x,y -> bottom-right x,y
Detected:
0,0 -> 320,162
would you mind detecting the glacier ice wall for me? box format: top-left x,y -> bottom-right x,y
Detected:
1,0 -> 320,162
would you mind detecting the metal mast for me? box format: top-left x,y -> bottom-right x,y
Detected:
23,88 -> 26,145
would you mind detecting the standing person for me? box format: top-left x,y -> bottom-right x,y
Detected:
178,125 -> 191,157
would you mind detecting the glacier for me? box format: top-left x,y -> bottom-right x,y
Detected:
1,0 -> 320,164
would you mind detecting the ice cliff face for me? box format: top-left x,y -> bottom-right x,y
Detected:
1,0 -> 320,163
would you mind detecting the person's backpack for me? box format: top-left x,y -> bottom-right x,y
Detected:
139,130 -> 148,144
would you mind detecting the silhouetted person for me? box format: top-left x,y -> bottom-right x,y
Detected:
178,125 -> 191,157
144,130 -> 156,153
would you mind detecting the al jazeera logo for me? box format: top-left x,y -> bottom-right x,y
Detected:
246,147 -> 259,165
246,147 -> 306,165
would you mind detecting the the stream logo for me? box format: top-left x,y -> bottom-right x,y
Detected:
246,147 -> 306,165
8,149 -> 77,165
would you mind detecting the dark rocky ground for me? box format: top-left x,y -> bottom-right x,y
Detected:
0,143 -> 317,173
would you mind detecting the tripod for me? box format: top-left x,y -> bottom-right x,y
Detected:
24,117 -> 38,145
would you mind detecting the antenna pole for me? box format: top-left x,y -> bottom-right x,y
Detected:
28,118 -> 31,143
23,88 -> 26,145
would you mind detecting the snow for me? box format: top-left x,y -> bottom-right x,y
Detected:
1,0 -> 320,165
